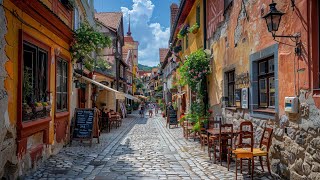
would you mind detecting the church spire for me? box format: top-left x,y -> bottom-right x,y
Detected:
127,14 -> 132,36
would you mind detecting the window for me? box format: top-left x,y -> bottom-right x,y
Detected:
258,57 -> 275,108
74,8 -> 80,30
23,42 -> 49,121
56,58 -> 68,112
226,70 -> 235,106
185,34 -> 189,49
196,5 -> 200,26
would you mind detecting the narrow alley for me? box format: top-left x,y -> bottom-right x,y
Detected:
24,112 -> 272,180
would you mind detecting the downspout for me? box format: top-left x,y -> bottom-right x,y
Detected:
203,0 -> 209,114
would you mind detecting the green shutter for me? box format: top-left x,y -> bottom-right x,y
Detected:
196,5 -> 200,26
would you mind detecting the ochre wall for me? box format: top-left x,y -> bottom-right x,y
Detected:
3,0 -> 72,176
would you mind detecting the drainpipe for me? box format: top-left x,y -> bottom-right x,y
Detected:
203,0 -> 209,113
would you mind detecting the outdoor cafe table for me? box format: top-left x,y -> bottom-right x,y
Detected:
206,128 -> 241,161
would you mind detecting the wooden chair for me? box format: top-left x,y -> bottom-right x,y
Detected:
207,116 -> 222,162
253,127 -> 273,176
227,121 -> 254,180
199,117 -> 210,149
216,124 -> 233,166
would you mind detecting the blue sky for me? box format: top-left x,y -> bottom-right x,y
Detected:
94,0 -> 179,66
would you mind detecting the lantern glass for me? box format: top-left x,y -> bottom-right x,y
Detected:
263,3 -> 284,35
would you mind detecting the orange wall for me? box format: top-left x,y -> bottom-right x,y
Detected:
4,0 -> 71,144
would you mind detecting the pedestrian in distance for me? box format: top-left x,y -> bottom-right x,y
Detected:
139,103 -> 145,118
155,103 -> 159,114
148,103 -> 154,118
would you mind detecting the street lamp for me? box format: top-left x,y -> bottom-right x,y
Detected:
262,1 -> 301,56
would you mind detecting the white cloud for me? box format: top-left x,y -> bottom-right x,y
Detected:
121,0 -> 170,66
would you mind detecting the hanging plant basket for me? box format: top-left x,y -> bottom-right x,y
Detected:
188,24 -> 200,34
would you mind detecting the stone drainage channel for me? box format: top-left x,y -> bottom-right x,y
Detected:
25,112 -> 274,180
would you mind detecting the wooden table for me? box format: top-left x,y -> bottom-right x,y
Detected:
206,128 -> 240,161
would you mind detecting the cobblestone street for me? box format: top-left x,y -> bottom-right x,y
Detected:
25,112 -> 271,180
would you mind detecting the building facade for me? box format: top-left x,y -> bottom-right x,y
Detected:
206,0 -> 320,179
0,0 -> 79,178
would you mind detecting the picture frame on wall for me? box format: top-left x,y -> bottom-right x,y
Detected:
241,88 -> 249,109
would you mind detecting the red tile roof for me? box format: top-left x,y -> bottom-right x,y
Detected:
95,12 -> 123,30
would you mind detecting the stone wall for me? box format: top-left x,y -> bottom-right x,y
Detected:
0,1 -> 18,178
223,89 -> 320,179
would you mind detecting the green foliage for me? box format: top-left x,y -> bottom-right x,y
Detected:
188,23 -> 200,33
71,22 -> 111,61
178,49 -> 211,91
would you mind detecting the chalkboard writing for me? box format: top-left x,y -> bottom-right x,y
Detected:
168,109 -> 178,125
72,108 -> 95,139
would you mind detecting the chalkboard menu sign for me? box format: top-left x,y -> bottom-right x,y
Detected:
168,109 -> 178,126
72,108 -> 95,139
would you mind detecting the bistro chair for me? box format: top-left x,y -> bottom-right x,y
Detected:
199,117 -> 210,149
217,124 -> 233,166
227,121 -> 254,180
207,116 -> 222,161
253,127 -> 273,176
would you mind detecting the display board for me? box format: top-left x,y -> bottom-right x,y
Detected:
71,108 -> 99,145
168,109 -> 178,126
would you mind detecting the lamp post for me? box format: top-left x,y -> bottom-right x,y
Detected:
262,1 -> 301,56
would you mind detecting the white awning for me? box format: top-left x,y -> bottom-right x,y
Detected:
75,72 -> 123,96
125,94 -> 141,102
75,73 -> 140,101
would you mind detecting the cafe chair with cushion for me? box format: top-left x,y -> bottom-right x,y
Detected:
253,127 -> 273,176
227,121 -> 254,180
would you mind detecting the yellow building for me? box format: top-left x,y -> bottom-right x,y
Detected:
170,0 -> 204,116
0,0 -> 76,177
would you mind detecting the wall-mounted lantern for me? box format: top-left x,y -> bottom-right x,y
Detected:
262,1 -> 301,56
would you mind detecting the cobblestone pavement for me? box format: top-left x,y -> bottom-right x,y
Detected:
25,112 -> 274,180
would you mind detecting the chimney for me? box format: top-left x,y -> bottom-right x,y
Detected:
170,3 -> 179,29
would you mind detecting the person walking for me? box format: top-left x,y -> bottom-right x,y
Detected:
139,103 -> 145,118
148,103 -> 154,118
155,103 -> 159,114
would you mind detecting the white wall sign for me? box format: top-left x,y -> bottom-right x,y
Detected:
241,88 -> 249,109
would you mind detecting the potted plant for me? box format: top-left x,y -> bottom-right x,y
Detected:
22,103 -> 33,120
188,24 -> 200,34
178,24 -> 189,38
42,102 -> 51,116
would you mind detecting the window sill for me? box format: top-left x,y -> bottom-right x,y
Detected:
253,108 -> 276,114
55,111 -> 69,119
20,116 -> 51,139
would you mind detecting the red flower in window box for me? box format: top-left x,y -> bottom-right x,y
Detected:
208,110 -> 213,114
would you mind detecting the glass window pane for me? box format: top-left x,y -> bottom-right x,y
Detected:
259,61 -> 268,75
269,59 -> 274,73
228,84 -> 234,106
269,77 -> 275,107
63,94 -> 68,110
259,78 -> 267,107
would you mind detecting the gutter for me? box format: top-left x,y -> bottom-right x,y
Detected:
169,0 -> 186,43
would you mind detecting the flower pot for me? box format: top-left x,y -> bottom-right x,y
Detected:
192,28 -> 199,34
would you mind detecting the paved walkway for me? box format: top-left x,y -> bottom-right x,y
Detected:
25,112 -> 272,180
